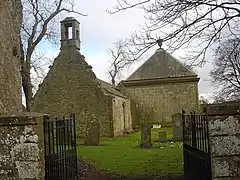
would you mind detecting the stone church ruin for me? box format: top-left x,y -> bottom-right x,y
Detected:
33,17 -> 132,138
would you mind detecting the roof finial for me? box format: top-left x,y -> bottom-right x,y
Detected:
157,38 -> 163,48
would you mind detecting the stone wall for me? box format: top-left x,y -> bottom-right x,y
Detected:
33,48 -> 111,137
0,0 -> 22,114
112,96 -> 132,137
122,80 -> 198,125
0,113 -> 45,180
207,104 -> 240,179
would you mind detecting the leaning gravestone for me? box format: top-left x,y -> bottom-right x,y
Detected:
140,124 -> 152,148
84,116 -> 101,146
172,113 -> 183,141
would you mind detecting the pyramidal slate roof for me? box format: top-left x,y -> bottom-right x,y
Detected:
126,48 -> 197,81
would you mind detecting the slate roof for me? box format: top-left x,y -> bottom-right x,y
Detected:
97,79 -> 127,98
126,48 -> 197,81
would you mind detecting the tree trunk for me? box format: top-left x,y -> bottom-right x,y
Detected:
22,64 -> 33,111
111,78 -> 116,87
20,41 -> 33,111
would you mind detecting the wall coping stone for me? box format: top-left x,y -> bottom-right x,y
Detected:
0,112 -> 49,126
206,104 -> 240,116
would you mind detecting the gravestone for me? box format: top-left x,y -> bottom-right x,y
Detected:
84,116 -> 101,146
140,124 -> 152,148
172,113 -> 183,141
157,131 -> 167,142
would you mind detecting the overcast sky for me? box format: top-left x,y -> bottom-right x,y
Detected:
37,0 -> 215,101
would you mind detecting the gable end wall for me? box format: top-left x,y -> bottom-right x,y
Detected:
122,80 -> 199,125
33,49 -> 112,137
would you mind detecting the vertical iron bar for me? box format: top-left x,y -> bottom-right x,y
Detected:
56,118 -> 60,179
195,112 -> 198,149
182,110 -> 185,143
67,117 -> 70,150
198,114 -> 201,149
201,115 -> 204,152
182,110 -> 187,180
196,112 -> 199,149
63,116 -> 66,180
49,121 -> 52,179
43,117 -> 48,180
50,121 -> 54,179
188,115 -> 191,145
203,115 -> 207,152
73,113 -> 77,179
191,112 -> 197,147
199,115 -> 202,151
60,119 -> 64,180
66,117 -> 69,179
69,114 -> 73,178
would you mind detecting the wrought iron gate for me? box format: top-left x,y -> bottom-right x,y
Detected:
44,114 -> 78,180
182,110 -> 212,180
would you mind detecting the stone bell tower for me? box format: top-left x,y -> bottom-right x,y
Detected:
60,17 -> 80,50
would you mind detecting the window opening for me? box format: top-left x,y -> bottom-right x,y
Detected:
68,26 -> 73,39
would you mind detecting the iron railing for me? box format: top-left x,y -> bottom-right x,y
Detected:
182,110 -> 212,180
44,114 -> 78,180
182,110 -> 210,153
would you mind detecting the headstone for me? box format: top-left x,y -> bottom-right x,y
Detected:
140,124 -> 152,148
157,131 -> 167,142
172,113 -> 183,141
84,116 -> 101,146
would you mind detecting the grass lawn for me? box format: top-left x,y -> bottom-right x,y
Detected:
77,127 -> 183,175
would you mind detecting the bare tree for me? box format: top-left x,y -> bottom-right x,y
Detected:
210,38 -> 240,101
20,0 -> 86,111
108,40 -> 133,86
107,0 -> 240,66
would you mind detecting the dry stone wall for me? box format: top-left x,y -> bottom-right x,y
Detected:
0,0 -> 22,114
0,113 -> 45,180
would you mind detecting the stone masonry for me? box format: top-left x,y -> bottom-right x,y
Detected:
0,0 -> 22,114
112,96 -> 132,136
120,48 -> 199,125
207,104 -> 240,180
33,45 -> 111,137
33,17 -> 133,138
121,78 -> 199,125
97,79 -> 132,137
0,112 -> 45,180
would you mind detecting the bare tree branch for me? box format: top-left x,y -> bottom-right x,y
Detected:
108,0 -> 240,66
210,38 -> 240,101
21,0 -> 86,111
107,0 -> 151,14
108,40 -> 135,86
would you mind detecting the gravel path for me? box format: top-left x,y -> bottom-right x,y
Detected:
77,159 -> 184,180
